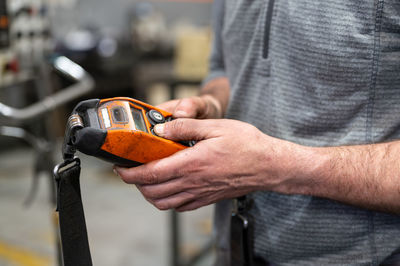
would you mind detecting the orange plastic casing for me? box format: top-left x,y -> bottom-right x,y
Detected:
96,97 -> 187,164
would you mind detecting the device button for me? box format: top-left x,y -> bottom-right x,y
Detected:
178,140 -> 196,147
147,110 -> 165,125
189,141 -> 197,147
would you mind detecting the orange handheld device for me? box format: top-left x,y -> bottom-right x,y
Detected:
53,97 -> 192,266
63,97 -> 188,167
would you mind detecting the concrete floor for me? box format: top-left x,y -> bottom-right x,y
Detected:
0,147 -> 214,266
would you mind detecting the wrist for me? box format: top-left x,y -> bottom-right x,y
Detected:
262,138 -> 326,196
285,145 -> 332,196
200,77 -> 230,118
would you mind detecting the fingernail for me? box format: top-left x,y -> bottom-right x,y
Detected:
154,123 -> 165,135
174,110 -> 188,117
113,168 -> 119,177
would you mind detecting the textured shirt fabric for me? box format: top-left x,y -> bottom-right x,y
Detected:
205,0 -> 400,265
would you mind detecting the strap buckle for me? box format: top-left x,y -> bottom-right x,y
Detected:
233,196 -> 252,214
53,156 -> 81,181
232,212 -> 249,229
231,197 -> 254,266
53,156 -> 81,211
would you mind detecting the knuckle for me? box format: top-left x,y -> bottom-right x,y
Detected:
144,197 -> 156,206
168,119 -> 186,134
145,168 -> 160,184
140,186 -> 165,200
139,186 -> 151,197
119,172 -> 135,184
154,201 -> 170,211
183,97 -> 196,106
182,97 -> 199,108
120,175 -> 131,184
170,167 -> 185,181
148,172 -> 159,184
174,99 -> 194,115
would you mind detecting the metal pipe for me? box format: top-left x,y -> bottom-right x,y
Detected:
170,210 -> 180,266
0,56 -> 94,125
0,126 -> 46,150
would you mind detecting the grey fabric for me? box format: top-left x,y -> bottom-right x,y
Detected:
203,0 -> 225,86
206,0 -> 400,265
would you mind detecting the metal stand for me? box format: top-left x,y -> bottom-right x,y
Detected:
168,79 -> 213,266
0,56 -> 94,125
171,211 -> 180,266
170,210 -> 214,266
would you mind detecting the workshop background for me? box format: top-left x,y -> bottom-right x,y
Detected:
0,0 -> 214,265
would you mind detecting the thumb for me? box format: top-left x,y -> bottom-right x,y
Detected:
154,119 -> 218,141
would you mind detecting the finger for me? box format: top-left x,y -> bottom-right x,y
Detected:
151,192 -> 195,211
135,184 -> 156,205
154,118 -> 223,141
156,99 -> 180,113
114,148 -> 191,185
172,97 -> 207,118
114,160 -> 174,185
138,178 -> 185,200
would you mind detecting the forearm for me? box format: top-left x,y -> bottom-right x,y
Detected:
200,77 -> 230,117
281,140 -> 400,214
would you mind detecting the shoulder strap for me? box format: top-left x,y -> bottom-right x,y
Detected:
55,158 -> 93,266
230,196 -> 254,266
380,247 -> 400,266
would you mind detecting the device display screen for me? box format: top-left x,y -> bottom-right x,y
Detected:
131,108 -> 148,132
111,107 -> 128,123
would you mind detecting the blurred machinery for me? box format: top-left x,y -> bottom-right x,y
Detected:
0,0 -> 52,87
130,2 -> 173,58
0,0 -> 213,265
0,0 -> 93,182
0,1 -> 94,265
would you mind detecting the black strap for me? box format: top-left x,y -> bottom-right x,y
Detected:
380,247 -> 400,266
55,161 -> 93,266
230,196 -> 253,266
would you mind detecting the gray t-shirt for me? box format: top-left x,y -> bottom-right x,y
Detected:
206,0 -> 400,265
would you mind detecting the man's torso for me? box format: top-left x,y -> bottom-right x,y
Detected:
218,0 -> 400,265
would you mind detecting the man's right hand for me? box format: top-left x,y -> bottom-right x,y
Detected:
156,94 -> 224,120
